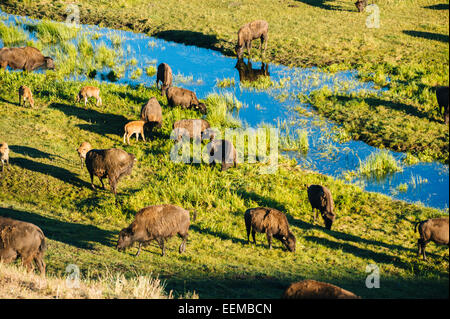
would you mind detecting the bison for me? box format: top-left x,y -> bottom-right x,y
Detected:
436,86 -> 449,124
0,46 -> 55,71
235,20 -> 269,60
140,97 -> 163,136
0,216 -> 46,275
156,63 -> 173,96
206,139 -> 238,171
282,280 -> 360,299
415,217 -> 449,261
172,119 -> 211,142
117,204 -> 196,257
123,120 -> 146,145
85,148 -> 137,195
76,86 -> 102,107
165,87 -> 207,114
18,85 -> 35,108
235,58 -> 270,83
0,142 -> 9,172
307,185 -> 336,230
76,141 -> 92,168
244,207 -> 296,252
355,0 -> 368,12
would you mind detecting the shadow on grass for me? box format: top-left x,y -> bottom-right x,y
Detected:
236,189 -> 287,212
49,102 -> 129,136
0,96 -> 20,106
9,145 -> 63,161
13,157 -> 90,188
294,0 -> 356,12
110,91 -> 149,106
403,30 -> 449,43
424,3 -> 449,10
190,224 -> 248,246
0,207 -> 116,249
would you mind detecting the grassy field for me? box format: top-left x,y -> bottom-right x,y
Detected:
0,69 -> 448,298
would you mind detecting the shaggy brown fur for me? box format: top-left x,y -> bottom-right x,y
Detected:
77,142 -> 92,168
307,185 -> 336,230
18,85 -> 35,108
0,216 -> 46,275
207,139 -> 238,171
235,20 -> 269,59
117,204 -> 196,256
172,119 -> 211,142
0,46 -> 55,71
244,207 -> 296,252
165,87 -> 207,114
355,0 -> 368,12
156,63 -> 173,96
282,280 -> 360,299
436,86 -> 449,124
0,142 -> 9,172
415,217 -> 449,261
76,86 -> 102,107
140,97 -> 163,135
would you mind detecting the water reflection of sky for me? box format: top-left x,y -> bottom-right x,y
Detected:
1,11 -> 448,210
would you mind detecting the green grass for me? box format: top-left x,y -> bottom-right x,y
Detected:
0,70 -> 448,298
347,150 -> 403,180
32,19 -> 79,43
0,22 -> 27,45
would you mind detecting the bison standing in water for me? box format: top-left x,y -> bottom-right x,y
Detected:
0,46 -> 55,71
117,204 -> 196,257
0,216 -> 46,275
283,280 -> 360,299
307,185 -> 336,230
156,63 -> 173,96
235,20 -> 269,60
85,148 -> 136,195
165,87 -> 207,114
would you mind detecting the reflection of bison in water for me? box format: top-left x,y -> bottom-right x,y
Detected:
117,204 -> 196,257
165,87 -> 207,114
0,216 -> 46,275
235,58 -> 269,83
283,280 -> 360,299
85,148 -> 137,195
235,20 -> 269,60
156,63 -> 173,96
0,46 -> 55,71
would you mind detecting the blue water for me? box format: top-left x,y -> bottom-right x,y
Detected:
1,11 -> 448,210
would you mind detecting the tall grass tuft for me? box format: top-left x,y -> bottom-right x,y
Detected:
204,93 -> 242,129
33,20 -> 78,43
357,150 -> 403,179
0,23 -> 27,46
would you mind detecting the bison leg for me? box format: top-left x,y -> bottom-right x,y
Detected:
266,232 -> 273,250
84,96 -> 88,107
99,177 -> 106,190
135,243 -> 142,257
0,247 -> 18,263
141,130 -> 146,142
179,233 -> 188,254
246,41 -> 252,60
89,172 -> 96,190
157,238 -> 165,256
251,229 -> 257,245
22,255 -> 35,273
108,177 -> 117,194
34,253 -> 46,276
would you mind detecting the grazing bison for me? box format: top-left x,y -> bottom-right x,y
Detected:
77,141 -> 92,168
166,87 -> 207,114
76,86 -> 102,107
140,97 -> 163,135
123,120 -> 146,145
415,217 -> 449,261
0,142 -> 9,172
0,216 -> 46,275
235,20 -> 269,60
172,119 -> 211,142
207,139 -> 237,171
18,85 -> 35,108
235,58 -> 270,83
282,280 -> 360,299
436,86 -> 449,124
355,0 -> 368,12
85,148 -> 137,195
117,204 -> 196,257
244,207 -> 296,252
156,63 -> 173,96
307,185 -> 336,230
0,46 -> 55,71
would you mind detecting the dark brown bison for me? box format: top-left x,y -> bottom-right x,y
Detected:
235,58 -> 270,83
156,63 -> 173,96
206,139 -> 238,171
415,217 -> 449,261
235,20 -> 269,60
165,87 -> 207,114
116,204 -> 196,256
0,216 -> 46,275
172,119 -> 211,142
244,207 -> 296,252
0,46 -> 55,71
436,86 -> 449,124
140,97 -> 163,133
355,0 -> 368,12
282,280 -> 360,299
307,185 -> 336,230
85,148 -> 137,195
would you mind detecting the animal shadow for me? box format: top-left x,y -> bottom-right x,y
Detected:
403,30 -> 449,43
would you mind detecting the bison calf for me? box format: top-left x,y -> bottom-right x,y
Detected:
172,119 -> 211,142
117,204 -> 195,257
166,87 -> 207,114
123,120 -> 146,145
77,141 -> 92,168
0,142 -> 10,172
244,207 -> 296,252
85,148 -> 136,195
76,86 -> 102,107
307,185 -> 336,230
0,216 -> 46,275
436,86 -> 449,124
18,85 -> 35,108
156,63 -> 173,96
235,20 -> 269,60
283,280 -> 360,299
415,217 -> 449,261
355,0 -> 368,12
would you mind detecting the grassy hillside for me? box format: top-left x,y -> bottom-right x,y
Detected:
0,70 -> 448,298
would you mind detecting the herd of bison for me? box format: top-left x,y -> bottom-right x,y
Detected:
0,17 -> 449,299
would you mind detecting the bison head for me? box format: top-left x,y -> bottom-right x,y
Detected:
355,0 -> 367,12
196,102 -> 207,114
283,232 -> 296,252
235,44 -> 244,59
322,212 -> 335,230
44,57 -> 55,70
117,227 -> 134,252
